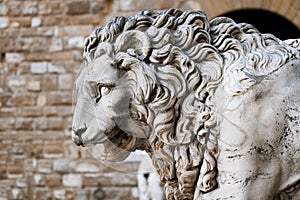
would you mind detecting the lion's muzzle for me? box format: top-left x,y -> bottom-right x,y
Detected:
72,129 -> 85,147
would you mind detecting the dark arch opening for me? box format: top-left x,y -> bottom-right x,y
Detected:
221,9 -> 300,40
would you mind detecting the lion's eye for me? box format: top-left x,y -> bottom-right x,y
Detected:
95,85 -> 112,103
100,86 -> 111,96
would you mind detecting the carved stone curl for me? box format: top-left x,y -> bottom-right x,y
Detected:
72,9 -> 300,199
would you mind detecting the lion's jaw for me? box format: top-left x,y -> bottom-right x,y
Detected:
72,123 -> 141,162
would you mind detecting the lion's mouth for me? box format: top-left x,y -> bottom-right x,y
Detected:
99,128 -> 137,162
73,126 -> 138,162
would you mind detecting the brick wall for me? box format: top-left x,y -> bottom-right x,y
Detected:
0,0 -> 298,199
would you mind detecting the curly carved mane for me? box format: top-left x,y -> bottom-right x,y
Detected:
83,9 -> 299,199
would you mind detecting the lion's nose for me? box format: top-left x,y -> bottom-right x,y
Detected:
72,126 -> 87,137
71,126 -> 87,147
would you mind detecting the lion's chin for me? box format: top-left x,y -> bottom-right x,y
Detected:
100,130 -> 137,162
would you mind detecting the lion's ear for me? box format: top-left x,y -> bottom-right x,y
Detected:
114,30 -> 151,60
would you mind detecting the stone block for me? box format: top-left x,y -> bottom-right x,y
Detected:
13,93 -> 37,106
43,75 -> 58,91
49,38 -> 63,52
37,160 -> 53,174
58,74 -> 73,90
6,1 -> 21,16
34,117 -> 47,130
19,107 -> 43,117
15,118 -> 33,130
46,92 -> 72,105
36,27 -> 54,36
43,106 -> 57,116
75,162 -> 100,173
7,76 -> 26,92
62,25 -> 93,37
23,1 -> 38,15
0,118 -> 15,131
57,106 -> 72,116
10,17 -> 31,27
36,94 -> 47,106
5,53 -> 25,63
0,17 -> 9,29
0,94 -> 13,107
82,175 -> 102,187
16,61 -> 30,75
74,190 -> 88,200
51,52 -> 74,61
33,174 -> 46,186
31,62 -> 48,74
63,174 -> 82,187
23,158 -> 37,174
53,189 -> 66,199
66,1 -> 90,15
38,1 -> 62,15
33,188 -> 52,200
43,144 -> 64,158
31,17 -> 41,27
26,76 -> 42,92
47,117 -> 63,130
91,0 -> 107,13
6,165 -> 24,179
43,15 -> 63,26
30,37 -> 49,52
53,159 -> 76,173
0,107 -> 16,118
101,187 -> 136,200
16,178 -> 28,188
0,38 -> 15,53
63,141 -> 80,159
15,37 -> 34,51
46,174 -> 62,187
26,53 -> 51,62
48,63 -> 65,73
65,14 -> 103,26
0,2 -> 8,15
66,36 -> 85,49
10,188 -> 25,200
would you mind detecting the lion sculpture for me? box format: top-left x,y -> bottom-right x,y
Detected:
72,9 -> 300,199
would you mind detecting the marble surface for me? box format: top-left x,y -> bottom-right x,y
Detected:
71,9 -> 300,199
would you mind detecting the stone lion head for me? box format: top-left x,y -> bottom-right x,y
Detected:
72,9 -> 299,199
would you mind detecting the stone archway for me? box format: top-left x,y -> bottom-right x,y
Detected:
199,0 -> 300,30
221,9 -> 300,40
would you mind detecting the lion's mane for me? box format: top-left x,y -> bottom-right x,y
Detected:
83,9 -> 299,199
